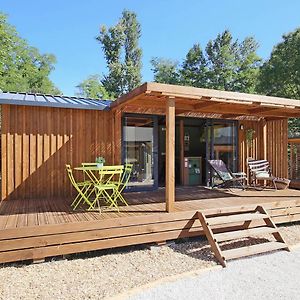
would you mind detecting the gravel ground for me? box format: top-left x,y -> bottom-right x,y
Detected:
279,223 -> 300,245
0,223 -> 299,300
127,248 -> 300,300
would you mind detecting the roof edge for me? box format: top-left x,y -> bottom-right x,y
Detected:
112,82 -> 300,109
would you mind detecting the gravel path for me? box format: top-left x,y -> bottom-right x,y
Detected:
127,248 -> 300,300
0,223 -> 298,299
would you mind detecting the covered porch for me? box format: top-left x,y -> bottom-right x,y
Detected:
113,82 -> 297,212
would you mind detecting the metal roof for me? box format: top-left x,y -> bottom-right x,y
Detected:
0,92 -> 112,110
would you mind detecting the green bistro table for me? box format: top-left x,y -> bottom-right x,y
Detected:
74,165 -> 124,212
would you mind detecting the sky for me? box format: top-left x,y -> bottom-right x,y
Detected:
1,0 -> 300,96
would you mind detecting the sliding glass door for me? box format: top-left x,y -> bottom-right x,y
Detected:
207,120 -> 238,184
122,115 -> 158,191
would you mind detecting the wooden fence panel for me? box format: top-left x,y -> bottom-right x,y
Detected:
238,118 -> 288,178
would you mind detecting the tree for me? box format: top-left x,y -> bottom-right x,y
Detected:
0,13 -> 60,94
96,10 -> 142,97
150,58 -> 180,84
180,44 -> 208,87
258,28 -> 300,135
151,30 -> 261,93
205,30 -> 239,91
76,75 -> 111,99
204,30 -> 261,92
258,28 -> 300,99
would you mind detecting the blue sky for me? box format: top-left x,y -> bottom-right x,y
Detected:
1,0 -> 300,95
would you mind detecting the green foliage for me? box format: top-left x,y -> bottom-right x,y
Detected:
257,28 -> 300,136
258,28 -> 300,99
151,58 -> 180,85
0,12 -> 60,94
180,44 -> 207,87
95,156 -> 105,164
245,128 -> 255,145
151,30 -> 261,93
76,75 -> 111,99
205,31 -> 261,92
96,10 -> 142,97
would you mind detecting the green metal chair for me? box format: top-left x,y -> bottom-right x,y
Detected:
81,162 -> 100,182
81,162 -> 99,167
90,165 -> 124,212
66,164 -> 94,210
114,163 -> 133,206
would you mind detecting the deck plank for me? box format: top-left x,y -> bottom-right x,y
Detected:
0,187 -> 299,230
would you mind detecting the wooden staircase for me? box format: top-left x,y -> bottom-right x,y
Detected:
198,206 -> 290,267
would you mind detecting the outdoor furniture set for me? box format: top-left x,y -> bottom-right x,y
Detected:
208,158 -> 290,190
66,163 -> 133,213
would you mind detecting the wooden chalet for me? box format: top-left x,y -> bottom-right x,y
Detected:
0,82 -> 299,264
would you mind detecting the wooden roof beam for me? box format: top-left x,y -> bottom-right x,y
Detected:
221,113 -> 244,119
248,106 -> 281,114
147,82 -> 300,107
193,101 -> 219,110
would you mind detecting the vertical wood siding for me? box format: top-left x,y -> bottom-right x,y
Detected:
238,119 -> 288,178
1,104 -> 288,200
266,119 -> 288,178
1,105 -> 114,200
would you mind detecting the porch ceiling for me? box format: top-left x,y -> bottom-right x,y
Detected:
112,82 -> 300,120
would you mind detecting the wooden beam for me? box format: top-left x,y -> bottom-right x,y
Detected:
248,106 -> 280,114
262,119 -> 267,160
193,101 -> 217,110
146,82 -> 300,108
221,113 -> 243,119
166,97 -> 175,212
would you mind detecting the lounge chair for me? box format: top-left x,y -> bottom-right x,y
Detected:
207,160 -> 247,190
246,158 -> 291,190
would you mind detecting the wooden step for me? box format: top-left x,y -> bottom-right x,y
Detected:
214,226 -> 278,242
206,213 -> 268,226
222,241 -> 288,260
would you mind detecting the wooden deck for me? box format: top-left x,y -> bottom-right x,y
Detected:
0,186 -> 299,264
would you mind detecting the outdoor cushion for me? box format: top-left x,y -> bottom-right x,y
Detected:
255,171 -> 272,179
219,171 -> 233,181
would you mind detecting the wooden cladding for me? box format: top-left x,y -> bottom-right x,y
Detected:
238,119 -> 288,178
1,105 -> 114,200
266,119 -> 288,178
1,103 -> 289,201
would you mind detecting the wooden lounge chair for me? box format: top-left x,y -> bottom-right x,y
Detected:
246,158 -> 286,190
208,159 -> 247,190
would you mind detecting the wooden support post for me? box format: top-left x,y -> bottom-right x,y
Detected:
262,119 -> 268,186
166,97 -> 175,212
290,142 -> 293,179
179,119 -> 185,185
114,109 -> 122,165
262,119 -> 267,160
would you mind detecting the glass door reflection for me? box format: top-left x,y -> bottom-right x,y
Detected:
123,115 -> 158,190
207,120 -> 238,185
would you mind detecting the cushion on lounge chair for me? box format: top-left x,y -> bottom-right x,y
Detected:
219,171 -> 233,181
255,171 -> 272,179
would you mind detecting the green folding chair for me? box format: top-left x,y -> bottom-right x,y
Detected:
90,165 -> 124,212
81,162 -> 99,167
113,163 -> 133,206
81,162 -> 100,182
66,164 -> 94,210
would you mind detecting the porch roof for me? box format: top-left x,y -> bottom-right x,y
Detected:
112,82 -> 300,119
